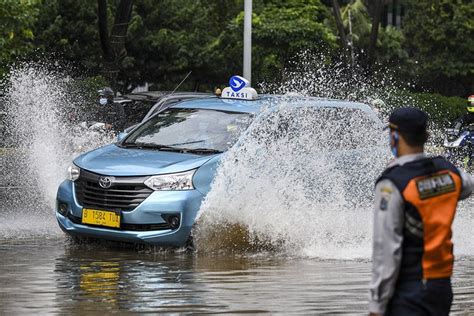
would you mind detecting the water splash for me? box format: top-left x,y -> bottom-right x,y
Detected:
195,98 -> 388,259
0,63 -> 112,238
260,51 -> 404,111
196,53 -> 474,259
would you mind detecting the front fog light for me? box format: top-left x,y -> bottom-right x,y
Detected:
169,216 -> 180,229
58,202 -> 68,216
68,164 -> 80,181
144,170 -> 195,191
162,214 -> 181,229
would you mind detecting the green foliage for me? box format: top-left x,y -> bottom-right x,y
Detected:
122,0 -> 335,91
407,92 -> 466,126
377,26 -> 408,66
0,0 -> 471,98
329,0 -> 407,68
251,0 -> 337,81
341,0 -> 371,47
123,0 -> 234,91
402,0 -> 474,95
33,0 -> 102,74
384,90 -> 467,126
0,0 -> 40,75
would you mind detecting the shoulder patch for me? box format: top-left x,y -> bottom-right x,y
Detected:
380,197 -> 389,211
416,172 -> 456,200
378,187 -> 392,211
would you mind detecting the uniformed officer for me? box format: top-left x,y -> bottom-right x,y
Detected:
369,107 -> 473,316
97,87 -> 125,132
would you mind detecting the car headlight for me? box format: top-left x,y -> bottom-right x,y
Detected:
68,164 -> 80,181
144,170 -> 196,191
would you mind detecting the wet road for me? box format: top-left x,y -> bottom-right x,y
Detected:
0,237 -> 473,314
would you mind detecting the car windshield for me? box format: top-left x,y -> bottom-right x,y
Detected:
122,108 -> 253,153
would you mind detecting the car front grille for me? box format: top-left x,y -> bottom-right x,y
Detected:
74,169 -> 153,211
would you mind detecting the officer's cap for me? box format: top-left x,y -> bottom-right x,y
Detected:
386,107 -> 428,134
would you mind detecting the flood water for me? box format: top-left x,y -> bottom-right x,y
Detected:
1,186 -> 473,314
1,232 -> 474,314
1,238 -> 371,314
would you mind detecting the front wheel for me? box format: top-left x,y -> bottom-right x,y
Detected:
184,232 -> 195,252
66,233 -> 86,245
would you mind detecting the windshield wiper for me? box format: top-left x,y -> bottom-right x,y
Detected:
120,143 -> 183,151
120,143 -> 222,154
182,148 -> 223,154
119,143 -> 141,148
167,140 -> 205,146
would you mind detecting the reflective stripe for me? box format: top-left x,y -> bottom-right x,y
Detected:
405,213 -> 424,238
405,219 -> 423,238
406,213 -> 423,229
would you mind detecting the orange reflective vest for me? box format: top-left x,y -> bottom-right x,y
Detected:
377,156 -> 462,280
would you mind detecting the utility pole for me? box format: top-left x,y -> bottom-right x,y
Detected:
243,0 -> 252,84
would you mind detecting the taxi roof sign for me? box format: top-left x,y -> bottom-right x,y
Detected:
229,75 -> 249,92
221,75 -> 258,100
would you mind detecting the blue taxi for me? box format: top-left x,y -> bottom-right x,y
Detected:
55,76 -> 381,247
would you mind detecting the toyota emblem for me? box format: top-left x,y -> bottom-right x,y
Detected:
98,176 -> 112,189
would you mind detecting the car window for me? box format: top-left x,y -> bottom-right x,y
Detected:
124,108 -> 253,152
146,99 -> 184,119
122,100 -> 154,128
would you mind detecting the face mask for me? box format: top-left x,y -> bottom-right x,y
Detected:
390,131 -> 399,157
99,97 -> 108,106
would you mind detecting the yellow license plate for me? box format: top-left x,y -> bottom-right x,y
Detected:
82,208 -> 121,228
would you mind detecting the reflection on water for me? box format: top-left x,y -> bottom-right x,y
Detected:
0,240 -> 473,315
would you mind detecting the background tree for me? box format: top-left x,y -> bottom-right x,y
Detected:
98,0 -> 134,91
123,0 -> 336,91
121,0 -> 240,91
33,0 -> 100,74
251,0 -> 337,79
340,0 -> 371,64
402,0 -> 474,96
0,0 -> 471,100
366,0 -> 383,67
330,0 -> 349,55
0,0 -> 40,76
330,0 -> 385,69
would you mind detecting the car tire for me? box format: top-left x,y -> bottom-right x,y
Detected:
184,233 -> 195,252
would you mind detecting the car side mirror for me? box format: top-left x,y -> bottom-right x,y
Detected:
116,132 -> 128,142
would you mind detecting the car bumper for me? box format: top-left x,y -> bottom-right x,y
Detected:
55,180 -> 203,247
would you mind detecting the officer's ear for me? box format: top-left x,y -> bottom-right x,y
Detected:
390,130 -> 399,147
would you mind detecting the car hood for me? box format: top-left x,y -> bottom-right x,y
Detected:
74,144 -> 216,176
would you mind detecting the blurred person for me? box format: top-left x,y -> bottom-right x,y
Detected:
97,87 -> 125,132
369,107 -> 473,316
